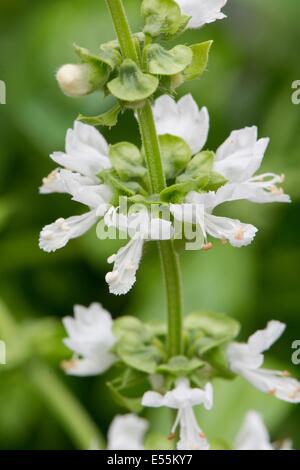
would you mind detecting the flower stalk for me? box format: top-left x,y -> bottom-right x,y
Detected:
105,0 -> 183,356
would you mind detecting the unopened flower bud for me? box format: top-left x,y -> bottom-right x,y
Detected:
56,63 -> 108,97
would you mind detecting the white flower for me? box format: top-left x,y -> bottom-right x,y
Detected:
153,95 -> 290,205
214,127 -> 291,204
56,64 -> 96,97
153,94 -> 209,155
107,414 -> 148,450
173,191 -> 258,248
235,411 -> 274,450
62,303 -> 116,376
142,378 -> 213,450
227,321 -> 300,403
39,122 -> 113,253
50,121 -> 111,177
104,207 -> 173,295
235,411 -> 293,450
176,0 -> 228,30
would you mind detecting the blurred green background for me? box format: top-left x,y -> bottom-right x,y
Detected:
0,0 -> 299,450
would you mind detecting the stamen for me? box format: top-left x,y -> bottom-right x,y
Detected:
220,238 -> 228,245
42,230 -> 53,240
199,432 -> 206,439
203,242 -> 213,252
235,226 -> 245,240
167,432 -> 176,441
268,388 -> 277,396
281,370 -> 291,377
61,359 -> 77,371
270,185 -> 283,195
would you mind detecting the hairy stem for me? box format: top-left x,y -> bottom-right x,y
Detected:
106,0 -> 183,356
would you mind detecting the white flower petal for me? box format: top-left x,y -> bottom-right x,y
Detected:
205,213 -> 258,247
107,414 -> 148,450
215,127 -> 269,183
62,353 -> 115,376
235,411 -> 273,450
142,391 -> 165,408
39,210 -> 98,253
248,321 -> 286,355
51,121 -> 111,177
153,94 -> 209,154
62,303 -> 116,377
241,368 -> 300,403
105,237 -> 144,295
39,169 -> 94,194
176,0 -> 228,29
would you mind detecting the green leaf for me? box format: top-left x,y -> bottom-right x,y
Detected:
176,151 -> 214,184
184,41 -> 213,81
146,44 -> 192,76
160,178 -> 207,203
77,103 -> 122,128
106,381 -> 143,413
185,311 -> 241,354
107,59 -> 158,102
159,134 -> 192,180
113,316 -> 153,343
205,171 -> 227,191
141,0 -> 184,38
109,142 -> 147,181
157,355 -> 204,375
116,340 -> 162,374
101,170 -> 147,197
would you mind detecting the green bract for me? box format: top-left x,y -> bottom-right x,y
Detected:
184,41 -> 213,81
146,44 -> 192,76
116,340 -> 163,374
109,142 -> 147,181
176,150 -> 214,183
157,355 -> 204,376
159,134 -> 192,180
77,103 -> 122,127
185,311 -> 241,355
141,0 -> 187,38
107,59 -> 159,102
99,42 -> 122,69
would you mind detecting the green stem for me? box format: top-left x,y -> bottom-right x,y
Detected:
105,0 -> 183,357
29,362 -> 104,450
105,0 -> 139,62
0,302 -> 104,449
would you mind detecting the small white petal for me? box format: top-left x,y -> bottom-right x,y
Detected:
153,94 -> 209,154
107,414 -> 148,450
215,127 -> 269,183
51,121 -> 111,177
176,0 -> 228,30
205,213 -> 258,247
142,391 -> 165,408
106,237 -> 144,295
248,321 -> 286,355
235,411 -> 273,450
62,303 -> 116,377
39,210 -> 98,252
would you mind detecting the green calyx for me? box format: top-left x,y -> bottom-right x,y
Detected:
146,43 -> 193,76
107,59 -> 159,102
109,142 -> 148,180
106,311 -> 240,412
184,41 -> 213,81
78,103 -> 122,128
141,0 -> 189,38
